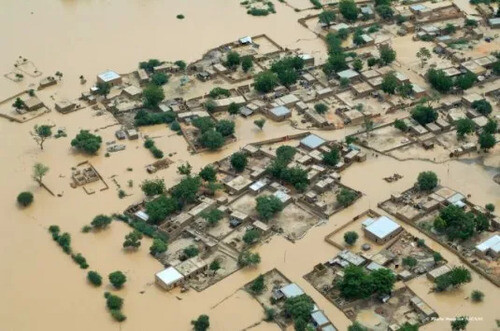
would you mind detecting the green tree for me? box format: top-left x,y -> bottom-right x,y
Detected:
109,271 -> 127,289
87,271 -> 102,286
17,191 -> 34,207
254,118 -> 266,130
209,259 -> 220,272
379,45 -> 396,65
209,87 -> 230,99
472,100 -> 492,116
191,314 -> 210,331
319,10 -> 336,26
226,51 -> 241,68
338,266 -> 372,299
71,130 -> 102,154
201,209 -> 224,226
199,130 -> 224,150
231,152 -> 248,172
444,23 -> 456,35
123,230 -> 143,249
139,59 -> 162,72
323,148 -> 340,166
145,195 -> 178,224
344,231 -> 359,245
435,267 -> 471,292
215,120 -> 235,137
427,69 -> 453,93
337,188 -> 358,207
243,228 -> 261,245
485,203 -> 495,212
483,119 -> 497,134
141,179 -> 166,196
228,102 -> 239,115
456,118 -> 475,139
171,176 -> 201,206
104,292 -> 123,310
281,167 -> 309,192
285,294 -> 314,327
454,72 -> 476,90
204,100 -> 216,112
370,268 -> 396,295
254,71 -> 279,93
417,171 -> 438,191
411,105 -> 437,125
150,238 -> 168,256
471,290 -> 484,302
256,195 -> 284,221
376,5 -> 394,20
238,250 -> 261,267
34,125 -> 52,150
249,274 -> 265,294
12,97 -> 25,110
193,117 -> 215,133
433,251 -> 443,262
314,103 -> 328,114
177,162 -> 192,176
183,245 -> 199,258
348,322 -> 368,331
416,47 -> 431,68
367,57 -> 378,67
402,256 -> 417,268
397,81 -> 413,98
91,214 -> 112,229
339,0 -> 358,21
397,323 -> 419,331
451,316 -> 469,331
151,72 -> 169,86
96,82 -> 111,96
352,58 -> 364,72
241,56 -> 253,72
381,72 -> 398,94
394,119 -> 408,132
175,60 -> 187,70
199,165 -> 217,182
143,84 -> 165,108
479,132 -> 496,151
323,53 -> 348,75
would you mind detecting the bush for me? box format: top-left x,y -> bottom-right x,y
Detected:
209,87 -> 230,99
256,195 -> 284,221
150,238 -> 168,256
249,274 -> 265,294
105,292 -> 123,310
471,290 -> 484,302
91,214 -> 112,229
71,253 -> 89,269
433,252 -> 443,262
87,271 -> 102,286
71,130 -> 102,154
17,191 -> 33,207
314,103 -> 328,114
141,179 -> 165,196
231,152 -> 248,172
417,171 -> 438,191
337,188 -> 358,207
394,119 -> 408,132
344,231 -> 359,245
238,250 -> 261,267
109,271 -> 127,289
199,130 -> 224,150
110,309 -> 127,322
151,72 -> 169,86
402,256 -> 417,268
143,84 -> 165,108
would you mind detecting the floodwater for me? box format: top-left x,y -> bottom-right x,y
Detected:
0,1 -> 499,331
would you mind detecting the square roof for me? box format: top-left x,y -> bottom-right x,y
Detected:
98,70 -> 120,82
365,216 -> 401,240
156,267 -> 184,285
270,105 -> 291,117
280,283 -> 304,298
301,134 -> 326,149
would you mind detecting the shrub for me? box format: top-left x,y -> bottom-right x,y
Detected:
71,253 -> 89,269
417,171 -> 438,191
91,214 -> 112,229
231,152 -> 248,172
314,103 -> 328,114
17,191 -> 33,207
71,130 -> 102,154
344,231 -> 359,245
402,256 -> 417,268
110,309 -> 127,322
109,271 -> 127,289
337,188 -> 358,207
471,290 -> 484,302
105,292 -> 123,310
87,271 -> 102,286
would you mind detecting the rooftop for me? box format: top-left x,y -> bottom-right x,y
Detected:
156,267 -> 184,286
476,234 -> 500,253
280,283 -> 304,299
337,69 -> 359,80
363,216 -> 401,240
270,105 -> 291,117
98,70 -> 120,82
300,134 -> 326,149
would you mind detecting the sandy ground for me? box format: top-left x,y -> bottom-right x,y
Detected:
0,1 -> 499,331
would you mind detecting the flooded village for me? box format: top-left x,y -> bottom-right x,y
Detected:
1,0 -> 500,330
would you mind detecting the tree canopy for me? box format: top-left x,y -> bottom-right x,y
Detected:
255,195 -> 284,221
143,84 -> 165,108
417,171 -> 438,191
71,130 -> 102,154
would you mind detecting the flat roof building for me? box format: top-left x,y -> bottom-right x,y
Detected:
155,267 -> 184,290
300,134 -> 326,150
268,105 -> 291,121
337,69 -> 359,80
280,283 -> 304,299
362,216 -> 402,244
475,234 -> 500,259
97,70 -> 122,86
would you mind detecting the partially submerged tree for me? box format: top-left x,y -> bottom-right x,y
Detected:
199,165 -> 217,182
191,314 -> 210,331
141,179 -> 166,196
417,171 -> 438,191
71,130 -> 102,154
32,162 -> 49,186
150,238 -> 168,256
109,271 -> 127,289
91,214 -> 112,229
33,125 -> 52,150
177,162 -> 193,176
17,191 -> 34,207
123,230 -> 143,249
451,316 -> 469,331
254,118 -> 266,130
339,0 -> 358,21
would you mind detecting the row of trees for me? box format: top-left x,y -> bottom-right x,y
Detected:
427,68 -> 477,93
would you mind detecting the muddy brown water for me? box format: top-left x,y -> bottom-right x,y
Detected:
1,1 -> 499,330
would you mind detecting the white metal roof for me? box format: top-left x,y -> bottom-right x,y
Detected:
364,216 -> 401,240
98,70 -> 120,82
156,267 -> 184,285
476,234 -> 500,253
301,134 -> 326,149
280,283 -> 304,298
270,105 -> 291,117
